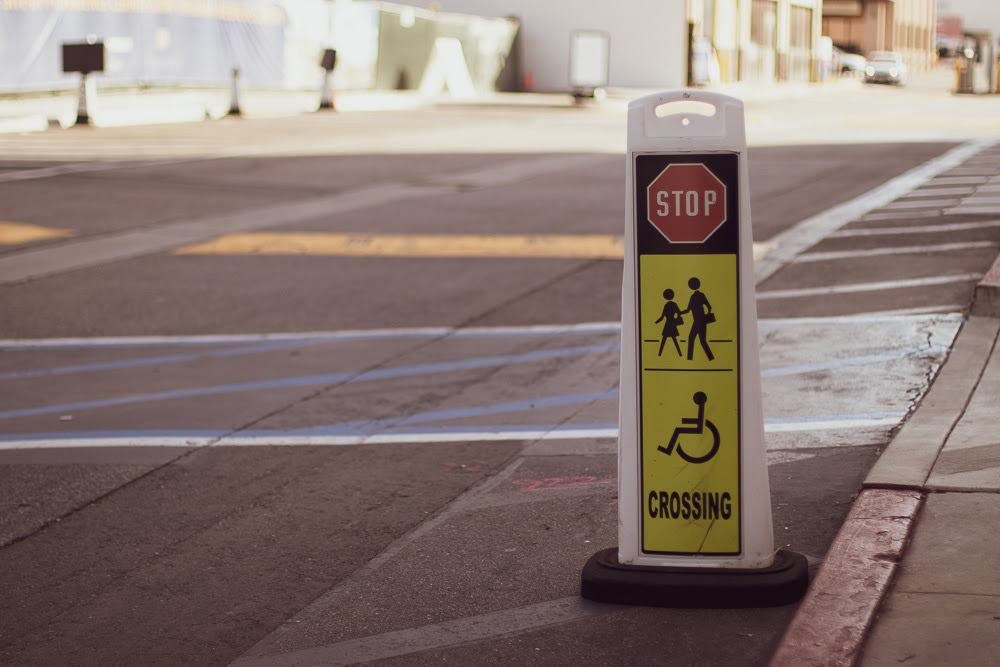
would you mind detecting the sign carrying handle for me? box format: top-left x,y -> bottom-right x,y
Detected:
630,90 -> 745,144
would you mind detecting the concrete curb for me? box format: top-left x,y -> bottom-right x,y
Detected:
971,252 -> 1000,317
769,489 -> 922,667
864,316 -> 1000,489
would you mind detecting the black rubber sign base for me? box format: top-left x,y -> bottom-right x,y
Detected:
580,547 -> 809,608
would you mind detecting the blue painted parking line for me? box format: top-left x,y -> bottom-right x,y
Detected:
0,399 -> 903,446
1,335 -> 947,385
284,389 -> 620,436
0,339 -> 326,381
760,345 -> 948,378
0,322 -> 622,350
0,411 -> 905,450
0,429 -> 226,442
0,342 -> 617,420
0,343 -> 939,422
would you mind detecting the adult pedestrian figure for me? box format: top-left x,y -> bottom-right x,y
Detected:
682,277 -> 715,361
654,288 -> 683,357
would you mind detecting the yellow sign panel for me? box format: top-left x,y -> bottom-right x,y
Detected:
638,254 -> 741,555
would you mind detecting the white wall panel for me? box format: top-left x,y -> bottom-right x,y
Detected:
413,0 -> 688,90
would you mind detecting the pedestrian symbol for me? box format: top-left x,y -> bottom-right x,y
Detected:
683,277 -> 715,361
654,288 -> 683,357
656,277 -> 717,361
659,391 -> 720,464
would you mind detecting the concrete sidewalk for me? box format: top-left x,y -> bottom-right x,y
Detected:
773,252 -> 1000,666
0,88 -> 430,132
859,263 -> 1000,666
0,76 -> 864,133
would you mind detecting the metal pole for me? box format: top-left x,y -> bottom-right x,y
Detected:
319,70 -> 336,110
228,67 -> 242,117
75,72 -> 93,126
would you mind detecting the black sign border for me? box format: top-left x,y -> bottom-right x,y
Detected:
633,151 -> 743,557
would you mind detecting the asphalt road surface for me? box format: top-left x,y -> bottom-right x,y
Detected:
1,102 -> 999,665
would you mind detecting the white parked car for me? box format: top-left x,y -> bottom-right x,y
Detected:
834,48 -> 866,76
864,52 -> 907,85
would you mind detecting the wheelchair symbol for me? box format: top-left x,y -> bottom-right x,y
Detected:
657,391 -> 720,464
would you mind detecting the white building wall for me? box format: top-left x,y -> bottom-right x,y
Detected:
411,0 -> 688,91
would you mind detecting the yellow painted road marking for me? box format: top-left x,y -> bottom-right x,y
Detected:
176,232 -> 772,261
176,233 -> 627,259
0,222 -> 73,245
177,232 -> 774,261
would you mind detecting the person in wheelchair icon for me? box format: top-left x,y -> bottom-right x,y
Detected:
657,391 -> 720,464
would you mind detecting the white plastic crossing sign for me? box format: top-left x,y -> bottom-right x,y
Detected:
618,92 -> 773,569
580,91 -> 807,609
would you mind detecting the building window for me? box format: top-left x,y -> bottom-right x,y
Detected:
746,0 -> 778,81
788,5 -> 813,81
750,0 -> 777,48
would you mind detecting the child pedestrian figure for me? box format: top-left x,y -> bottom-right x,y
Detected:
682,277 -> 715,361
655,288 -> 683,357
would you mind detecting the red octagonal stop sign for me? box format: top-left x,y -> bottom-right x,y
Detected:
646,163 -> 728,243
